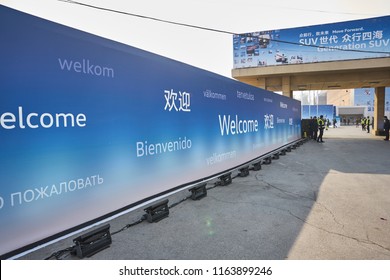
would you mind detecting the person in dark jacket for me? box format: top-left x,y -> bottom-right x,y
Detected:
312,116 -> 318,141
384,116 -> 390,141
308,117 -> 314,139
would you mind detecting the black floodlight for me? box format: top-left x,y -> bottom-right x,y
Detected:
292,144 -> 297,149
252,160 -> 262,171
286,146 -> 292,152
272,153 -> 280,160
238,165 -> 250,177
218,172 -> 232,186
72,224 -> 112,259
144,199 -> 169,223
280,149 -> 286,156
189,182 -> 207,200
263,156 -> 272,165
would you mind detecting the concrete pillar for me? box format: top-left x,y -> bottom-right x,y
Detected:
282,76 -> 293,98
257,77 -> 266,90
373,87 -> 385,135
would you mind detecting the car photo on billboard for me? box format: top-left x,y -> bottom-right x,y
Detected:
275,53 -> 288,63
258,33 -> 270,48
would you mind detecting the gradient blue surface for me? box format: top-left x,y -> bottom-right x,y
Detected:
0,5 -> 301,257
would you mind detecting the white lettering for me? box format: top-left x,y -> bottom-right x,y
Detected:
90,176 -> 97,185
58,58 -> 114,78
8,175 -> 103,207
136,137 -> 192,157
264,114 -> 274,129
85,177 -> 92,188
299,38 -> 318,45
0,107 -> 87,130
40,113 -> 54,128
203,89 -> 227,101
369,39 -> 390,48
280,102 -> 288,109
237,90 -> 255,101
164,89 -> 191,112
26,113 -> 38,128
78,179 -> 85,189
55,113 -> 75,127
50,184 -> 61,196
0,196 -> 4,209
97,175 -> 104,184
68,180 -> 77,191
18,106 -> 25,128
206,150 -> 237,165
10,192 -> 22,206
23,189 -> 35,203
35,186 -> 49,199
73,61 -> 82,72
218,114 -> 258,136
59,182 -> 67,193
0,112 -> 16,129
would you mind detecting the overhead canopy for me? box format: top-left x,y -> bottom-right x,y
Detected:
338,106 -> 366,116
232,57 -> 390,92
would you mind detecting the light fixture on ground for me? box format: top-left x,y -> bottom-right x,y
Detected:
218,172 -> 232,186
189,182 -> 207,200
238,165 -> 250,177
144,199 -> 169,223
263,156 -> 272,165
272,152 -> 280,160
252,160 -> 262,171
71,224 -> 112,259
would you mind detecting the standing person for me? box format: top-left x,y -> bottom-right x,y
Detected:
384,116 -> 390,141
366,117 -> 370,133
326,119 -> 330,130
333,118 -> 337,128
312,116 -> 318,141
361,117 -> 366,131
317,115 -> 325,143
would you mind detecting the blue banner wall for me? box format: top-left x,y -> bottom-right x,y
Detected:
301,105 -> 335,120
0,5 -> 301,258
233,16 -> 390,69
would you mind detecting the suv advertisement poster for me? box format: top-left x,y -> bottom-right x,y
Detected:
233,16 -> 390,69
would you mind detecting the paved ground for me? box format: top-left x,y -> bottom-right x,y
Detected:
18,125 -> 390,260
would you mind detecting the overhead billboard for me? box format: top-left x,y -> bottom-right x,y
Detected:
0,5 -> 301,258
233,16 -> 390,69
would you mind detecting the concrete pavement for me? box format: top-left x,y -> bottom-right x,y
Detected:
17,125 -> 390,260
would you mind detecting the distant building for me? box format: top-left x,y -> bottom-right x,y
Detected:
294,87 -> 390,121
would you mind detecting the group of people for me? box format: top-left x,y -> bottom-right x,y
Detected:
359,116 -> 390,141
308,115 -> 326,143
360,116 -> 372,133
307,115 -> 390,142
